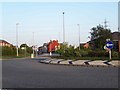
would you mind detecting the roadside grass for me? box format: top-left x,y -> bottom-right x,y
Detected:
51,56 -> 120,61
2,53 -> 31,59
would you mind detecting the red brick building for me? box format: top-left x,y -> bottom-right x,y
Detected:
0,40 -> 13,47
48,40 -> 60,52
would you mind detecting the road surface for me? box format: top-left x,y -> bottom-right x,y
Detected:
2,58 -> 119,88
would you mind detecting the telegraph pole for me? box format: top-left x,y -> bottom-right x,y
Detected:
104,19 -> 108,29
59,32 -> 60,42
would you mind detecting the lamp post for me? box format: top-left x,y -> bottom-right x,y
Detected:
77,24 -> 80,50
62,12 -> 66,53
118,27 -> 120,54
63,12 -> 65,44
33,32 -> 35,58
16,23 -> 19,56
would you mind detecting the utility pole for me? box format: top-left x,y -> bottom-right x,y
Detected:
104,19 -> 108,29
59,32 -> 60,42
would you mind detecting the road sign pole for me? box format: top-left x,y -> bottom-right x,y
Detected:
109,49 -> 112,60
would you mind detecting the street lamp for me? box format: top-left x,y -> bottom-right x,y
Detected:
63,12 -> 65,43
62,12 -> 65,53
32,32 -> 35,58
77,24 -> 80,50
118,27 -> 120,53
16,23 -> 19,56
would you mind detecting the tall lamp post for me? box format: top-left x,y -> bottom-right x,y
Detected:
118,27 -> 120,53
33,32 -> 35,58
63,12 -> 65,44
16,23 -> 19,56
77,24 -> 80,50
63,12 -> 65,53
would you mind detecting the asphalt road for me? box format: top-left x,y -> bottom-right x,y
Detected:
2,58 -> 119,88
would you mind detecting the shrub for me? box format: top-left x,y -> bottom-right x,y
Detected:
118,52 -> 120,58
2,46 -> 16,56
87,50 -> 108,57
112,51 -> 118,57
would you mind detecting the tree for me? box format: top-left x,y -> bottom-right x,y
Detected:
20,44 -> 33,54
90,24 -> 112,50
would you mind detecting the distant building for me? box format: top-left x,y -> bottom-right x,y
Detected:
83,43 -> 89,49
0,40 -> 13,47
112,32 -> 120,52
38,40 -> 60,54
48,40 -> 60,52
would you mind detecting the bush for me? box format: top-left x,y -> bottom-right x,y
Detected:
118,52 -> 120,58
87,50 -> 108,57
2,46 -> 16,56
79,50 -> 89,57
112,51 -> 118,57
75,50 -> 81,57
64,49 -> 75,57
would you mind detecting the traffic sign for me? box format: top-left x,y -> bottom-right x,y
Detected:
106,41 -> 113,49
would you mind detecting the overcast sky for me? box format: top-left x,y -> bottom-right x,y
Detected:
1,1 -> 118,47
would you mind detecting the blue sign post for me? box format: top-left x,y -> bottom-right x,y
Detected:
106,41 -> 113,60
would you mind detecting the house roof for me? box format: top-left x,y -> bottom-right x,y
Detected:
112,32 -> 120,41
0,39 -> 13,46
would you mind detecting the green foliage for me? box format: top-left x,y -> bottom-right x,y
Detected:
74,50 -> 81,57
90,24 -> 112,50
79,49 -> 89,57
20,44 -> 33,54
56,49 -> 64,56
112,51 -> 118,57
2,43 -> 32,57
2,46 -> 16,56
87,50 -> 108,57
118,52 -> 120,58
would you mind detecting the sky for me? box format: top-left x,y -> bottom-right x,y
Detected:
1,1 -> 118,47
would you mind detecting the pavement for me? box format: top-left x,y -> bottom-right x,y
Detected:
38,57 -> 120,67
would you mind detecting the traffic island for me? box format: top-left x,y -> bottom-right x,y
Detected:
38,58 -> 119,67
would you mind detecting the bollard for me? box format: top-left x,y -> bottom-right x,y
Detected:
58,61 -> 60,64
84,61 -> 89,65
69,60 -> 73,64
31,54 -> 34,58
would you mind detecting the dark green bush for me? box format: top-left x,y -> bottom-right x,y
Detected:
87,50 -> 108,57
2,46 -> 16,56
118,52 -> 120,58
112,51 -> 118,57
